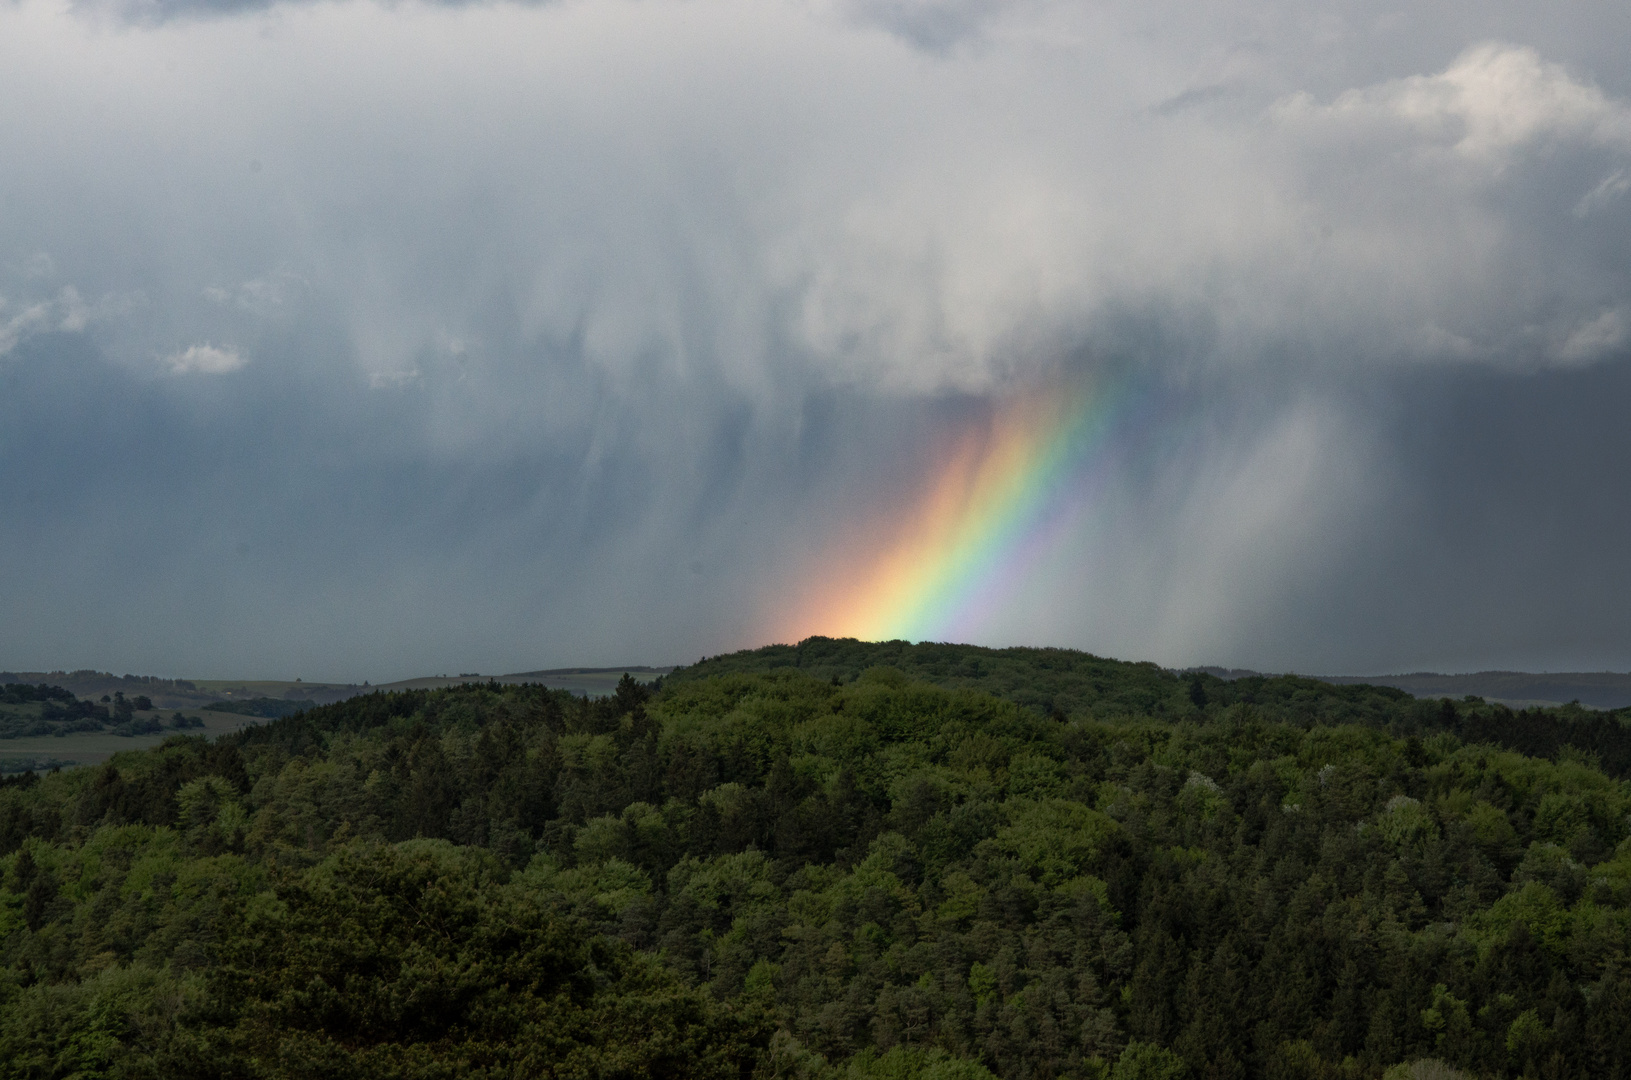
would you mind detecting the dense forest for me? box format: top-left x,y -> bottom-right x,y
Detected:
5,638 -> 1631,1079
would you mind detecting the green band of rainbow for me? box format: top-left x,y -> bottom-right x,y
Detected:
783,373 -> 1137,643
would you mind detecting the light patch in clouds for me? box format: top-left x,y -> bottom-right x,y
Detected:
368,367 -> 420,388
1287,43 -> 1631,165
203,272 -> 309,315
0,286 -> 109,355
166,342 -> 246,374
0,300 -> 52,357
1555,308 -> 1629,365
1148,400 -> 1372,667
1575,168 -> 1631,216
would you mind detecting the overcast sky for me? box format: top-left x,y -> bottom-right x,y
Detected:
1,0 -> 1629,680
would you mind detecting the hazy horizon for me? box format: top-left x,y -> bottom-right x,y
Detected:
16,648 -> 1631,690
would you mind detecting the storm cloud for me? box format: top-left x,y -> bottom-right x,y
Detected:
0,0 -> 1628,679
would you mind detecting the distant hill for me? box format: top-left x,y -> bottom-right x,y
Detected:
13,654 -> 1631,711
0,671 -> 222,709
1325,670 -> 1631,710
0,671 -> 364,710
1189,666 -> 1631,710
0,666 -> 673,713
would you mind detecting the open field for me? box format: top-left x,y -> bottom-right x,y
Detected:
0,708 -> 268,771
171,670 -> 673,701
0,669 -> 672,771
190,679 -> 360,703
2,665 -> 670,718
0,671 -> 361,710
374,667 -> 672,696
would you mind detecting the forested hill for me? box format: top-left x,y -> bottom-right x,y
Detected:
670,638 -> 1188,718
669,638 -> 1415,722
6,657 -> 1631,1078
674,639 -> 1631,778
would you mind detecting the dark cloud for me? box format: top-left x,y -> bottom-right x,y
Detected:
840,0 -> 1012,54
1297,360 -> 1631,674
1151,86 -> 1234,117
0,323 -> 953,678
1,0 -> 1629,676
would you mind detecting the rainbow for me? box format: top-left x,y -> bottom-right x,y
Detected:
780,372 -> 1136,643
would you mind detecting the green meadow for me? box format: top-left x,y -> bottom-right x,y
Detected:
0,710 -> 266,771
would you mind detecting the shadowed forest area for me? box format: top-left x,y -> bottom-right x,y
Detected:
5,638 -> 1631,1079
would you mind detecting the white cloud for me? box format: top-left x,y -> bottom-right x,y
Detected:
0,284 -> 131,356
166,342 -> 246,373
0,299 -> 50,357
203,272 -> 307,314
1575,168 -> 1631,216
56,284 -> 90,332
1555,308 -> 1628,365
1,3 -> 1626,397
1285,43 -> 1631,166
368,368 -> 420,388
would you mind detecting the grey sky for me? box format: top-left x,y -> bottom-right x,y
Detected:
1,0 -> 1628,680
